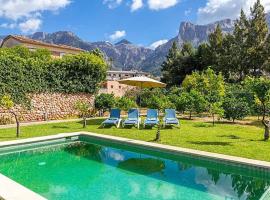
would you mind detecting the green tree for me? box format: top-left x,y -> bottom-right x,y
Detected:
94,94 -> 115,116
161,42 -> 199,86
182,68 -> 225,125
208,24 -> 224,71
209,102 -> 224,126
223,96 -> 250,122
161,42 -> 181,86
247,0 -> 269,77
175,90 -> 206,119
116,97 -> 137,111
0,95 -> 20,137
74,101 -> 91,128
245,77 -> 270,140
47,52 -> 107,93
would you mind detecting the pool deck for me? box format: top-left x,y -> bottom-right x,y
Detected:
1,131 -> 270,199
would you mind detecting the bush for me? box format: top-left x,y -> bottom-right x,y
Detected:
94,94 -> 115,115
0,47 -> 107,105
223,96 -> 250,122
116,97 -> 137,111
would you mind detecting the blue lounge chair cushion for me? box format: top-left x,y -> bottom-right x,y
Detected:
165,118 -> 179,124
102,118 -> 119,125
123,109 -> 140,126
144,119 -> 159,125
144,109 -> 159,126
102,108 -> 121,127
164,109 -> 179,125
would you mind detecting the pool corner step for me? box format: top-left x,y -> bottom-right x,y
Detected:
0,174 -> 46,200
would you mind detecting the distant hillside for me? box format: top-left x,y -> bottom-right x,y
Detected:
1,13 -> 270,75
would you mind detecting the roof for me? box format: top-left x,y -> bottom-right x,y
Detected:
0,35 -> 84,52
107,70 -> 149,74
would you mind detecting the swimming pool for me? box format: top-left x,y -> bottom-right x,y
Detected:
0,133 -> 269,200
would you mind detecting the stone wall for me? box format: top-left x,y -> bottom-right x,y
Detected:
0,93 -> 94,123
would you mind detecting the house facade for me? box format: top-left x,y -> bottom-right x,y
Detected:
100,70 -> 150,97
0,35 -> 84,58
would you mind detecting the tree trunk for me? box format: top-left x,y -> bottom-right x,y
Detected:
10,111 -> 20,138
212,114 -> 215,126
154,124 -> 161,142
262,120 -> 270,140
83,116 -> 87,128
189,111 -> 192,120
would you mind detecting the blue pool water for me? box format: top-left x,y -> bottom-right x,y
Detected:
0,137 -> 269,200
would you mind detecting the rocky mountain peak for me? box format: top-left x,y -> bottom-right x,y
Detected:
115,39 -> 132,45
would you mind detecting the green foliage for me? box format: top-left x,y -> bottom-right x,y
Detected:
47,52 -> 107,93
74,101 -> 91,128
116,97 -> 137,111
139,88 -> 174,110
204,0 -> 269,82
209,102 -> 224,126
74,101 -> 90,117
161,42 -> 199,86
0,46 -> 107,106
182,68 -> 225,103
174,90 -> 207,118
0,95 -> 14,110
161,1 -> 270,84
94,93 -> 115,112
223,96 -> 250,122
244,76 -> 270,120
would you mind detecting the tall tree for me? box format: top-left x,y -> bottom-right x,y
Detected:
231,10 -> 249,81
161,42 -> 198,86
247,0 -> 269,77
208,24 -> 224,71
161,42 -> 180,86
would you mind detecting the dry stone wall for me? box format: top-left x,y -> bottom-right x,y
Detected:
0,93 -> 94,123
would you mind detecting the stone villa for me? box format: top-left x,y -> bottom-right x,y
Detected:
0,35 -> 84,58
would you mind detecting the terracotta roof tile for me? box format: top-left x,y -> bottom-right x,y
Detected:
1,35 -> 84,52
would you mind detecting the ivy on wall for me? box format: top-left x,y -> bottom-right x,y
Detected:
0,46 -> 107,105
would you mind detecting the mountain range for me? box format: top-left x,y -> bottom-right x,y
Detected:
1,14 -> 270,75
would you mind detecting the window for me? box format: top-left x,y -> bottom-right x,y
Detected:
119,86 -> 121,89
111,85 -> 114,89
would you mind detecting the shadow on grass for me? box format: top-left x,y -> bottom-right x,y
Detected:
187,141 -> 232,146
245,120 -> 263,128
249,139 -> 267,142
193,123 -> 213,128
218,135 -> 241,139
51,125 -> 70,129
75,119 -> 104,126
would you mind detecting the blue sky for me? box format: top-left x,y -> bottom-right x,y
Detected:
0,0 -> 269,48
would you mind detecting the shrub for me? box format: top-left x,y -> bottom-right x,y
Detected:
94,94 -> 115,115
116,97 -> 137,111
223,95 -> 250,122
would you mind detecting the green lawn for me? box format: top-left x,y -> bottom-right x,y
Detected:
0,118 -> 269,162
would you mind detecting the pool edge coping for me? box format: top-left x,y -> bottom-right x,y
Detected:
1,131 -> 270,200
79,132 -> 270,170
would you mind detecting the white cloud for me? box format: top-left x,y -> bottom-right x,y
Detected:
149,39 -> 168,49
0,0 -> 70,32
0,0 -> 71,20
19,18 -> 42,33
109,30 -> 126,41
131,0 -> 143,11
147,0 -> 179,10
103,0 -> 123,9
197,0 -> 270,24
